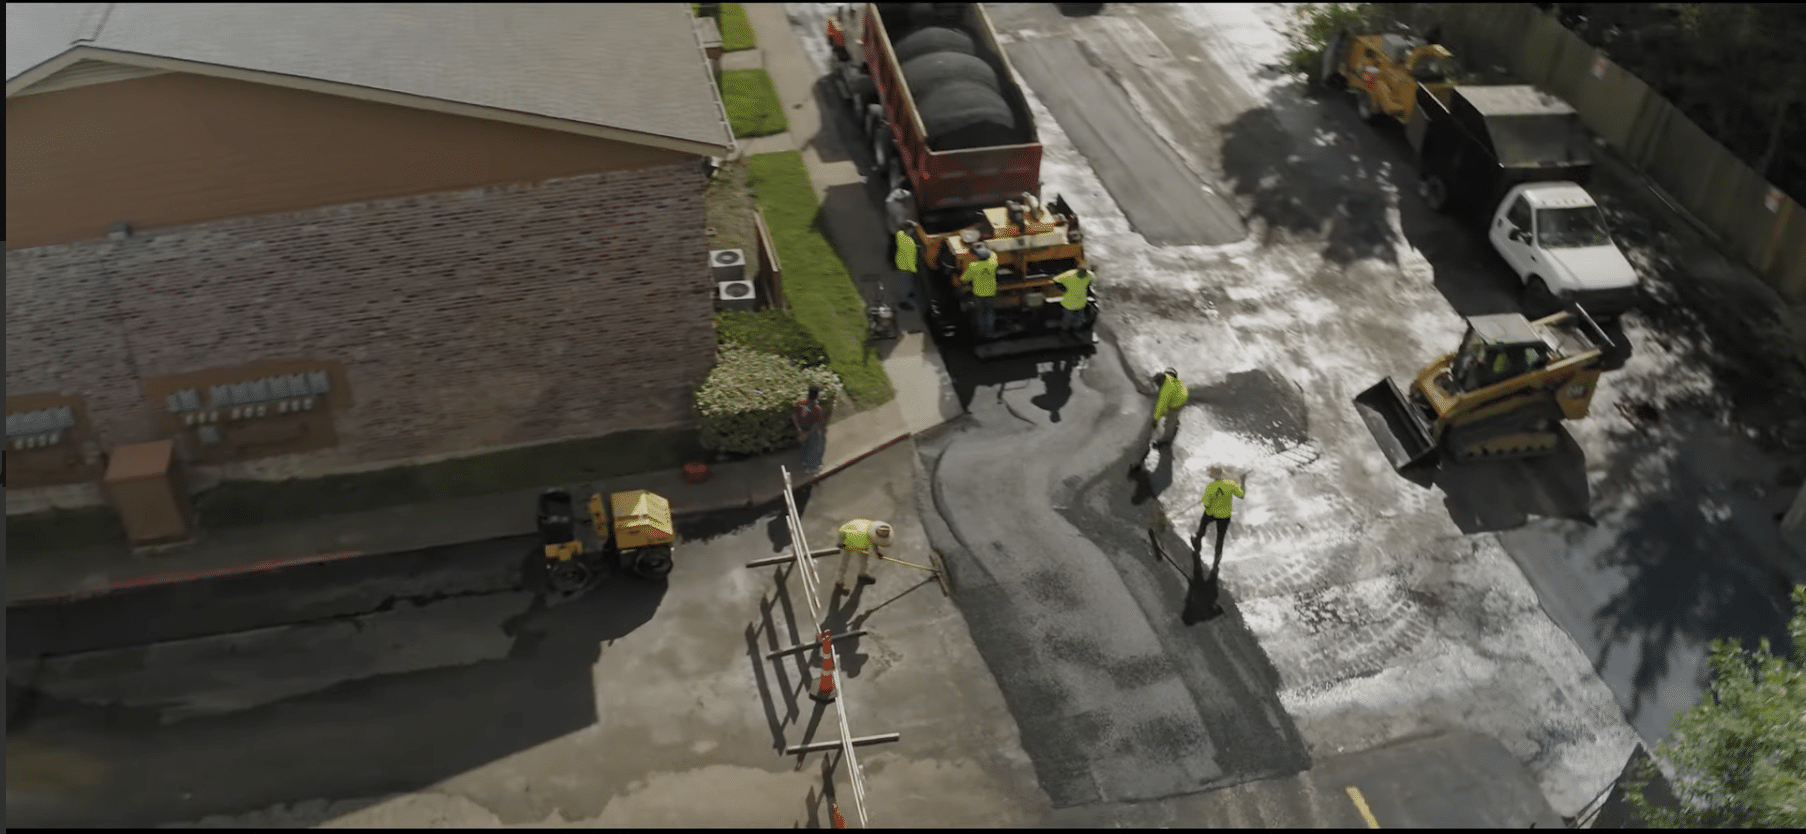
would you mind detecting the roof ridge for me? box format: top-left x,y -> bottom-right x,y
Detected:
75,3 -> 115,44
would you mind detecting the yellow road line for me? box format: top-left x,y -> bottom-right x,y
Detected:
1345,785 -> 1382,829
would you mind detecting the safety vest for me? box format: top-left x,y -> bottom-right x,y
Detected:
961,252 -> 999,298
1153,373 -> 1189,423
839,518 -> 876,552
1052,268 -> 1093,311
894,229 -> 918,273
1202,479 -> 1245,519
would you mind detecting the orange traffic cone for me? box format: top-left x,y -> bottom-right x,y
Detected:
831,801 -> 847,829
811,630 -> 837,703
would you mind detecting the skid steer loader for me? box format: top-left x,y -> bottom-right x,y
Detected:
1354,307 -> 1615,470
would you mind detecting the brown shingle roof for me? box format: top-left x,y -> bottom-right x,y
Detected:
7,3 -> 733,155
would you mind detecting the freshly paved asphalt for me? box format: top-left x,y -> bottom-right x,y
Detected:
913,335 -> 1309,806
1007,36 -> 1246,247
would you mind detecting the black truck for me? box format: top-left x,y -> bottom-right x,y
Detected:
1405,83 -> 1594,218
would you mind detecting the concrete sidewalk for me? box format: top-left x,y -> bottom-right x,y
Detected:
6,8 -> 958,607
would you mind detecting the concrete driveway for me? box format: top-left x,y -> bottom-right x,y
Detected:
6,444 -> 1044,828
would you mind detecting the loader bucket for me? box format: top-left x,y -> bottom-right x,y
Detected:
1353,377 -> 1438,470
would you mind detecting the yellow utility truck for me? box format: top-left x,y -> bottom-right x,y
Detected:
1320,30 -> 1459,125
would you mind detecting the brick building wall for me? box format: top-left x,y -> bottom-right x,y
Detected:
5,161 -> 717,512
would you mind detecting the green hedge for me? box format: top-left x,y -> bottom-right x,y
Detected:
696,345 -> 841,456
747,151 -> 895,407
721,69 -> 788,138
717,309 -> 830,368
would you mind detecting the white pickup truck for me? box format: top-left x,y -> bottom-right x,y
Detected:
1487,181 -> 1640,319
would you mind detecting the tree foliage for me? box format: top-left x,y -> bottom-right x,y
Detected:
1623,584 -> 1806,828
1279,3 -> 1409,76
1540,3 -> 1806,201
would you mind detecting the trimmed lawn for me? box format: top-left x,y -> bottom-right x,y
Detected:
746,151 -> 896,409
719,3 -> 757,52
694,3 -> 756,52
720,69 -> 788,139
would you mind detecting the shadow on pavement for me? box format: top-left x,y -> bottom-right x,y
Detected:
1578,406 -> 1797,727
1228,78 -> 1537,318
8,571 -> 666,828
933,347 -> 1066,416
6,534 -> 536,659
1433,430 -> 1595,534
1218,86 -> 1400,268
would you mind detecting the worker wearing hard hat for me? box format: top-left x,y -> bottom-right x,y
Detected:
835,518 -> 893,590
1151,367 -> 1189,449
1051,266 -> 1095,331
961,243 -> 1000,338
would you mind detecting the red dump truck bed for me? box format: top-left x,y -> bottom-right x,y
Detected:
859,3 -> 1043,213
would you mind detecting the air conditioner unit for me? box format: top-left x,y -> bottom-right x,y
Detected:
710,248 -> 747,283
717,279 -> 758,312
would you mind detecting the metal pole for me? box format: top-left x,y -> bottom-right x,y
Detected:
745,546 -> 841,569
765,629 -> 870,660
783,733 -> 902,755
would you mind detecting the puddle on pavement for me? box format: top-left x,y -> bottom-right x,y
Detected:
1193,369 -> 1310,450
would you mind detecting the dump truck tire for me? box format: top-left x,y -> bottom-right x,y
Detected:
918,79 -> 1020,150
903,51 -> 1002,96
893,25 -> 977,63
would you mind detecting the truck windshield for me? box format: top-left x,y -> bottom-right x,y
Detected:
1487,115 -> 1587,167
1536,206 -> 1612,248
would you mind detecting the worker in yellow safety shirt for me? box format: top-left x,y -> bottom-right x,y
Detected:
1191,466 -> 1246,575
1052,266 -> 1094,331
1151,367 -> 1188,449
961,243 -> 1000,338
890,220 -> 919,276
835,518 -> 893,591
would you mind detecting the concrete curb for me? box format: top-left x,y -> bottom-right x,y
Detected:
6,433 -> 920,608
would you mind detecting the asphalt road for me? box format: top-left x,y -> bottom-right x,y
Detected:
981,0 -> 1801,782
1006,36 -> 1246,247
914,337 -> 1309,806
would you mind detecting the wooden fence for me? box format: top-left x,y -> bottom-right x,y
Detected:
1431,3 -> 1806,302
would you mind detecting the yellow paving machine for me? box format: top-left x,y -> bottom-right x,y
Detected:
537,488 -> 675,592
1354,307 -> 1616,469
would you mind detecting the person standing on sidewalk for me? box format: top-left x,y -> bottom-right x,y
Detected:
834,518 -> 893,590
1051,265 -> 1095,331
1191,466 -> 1246,575
961,243 -> 1000,338
793,385 -> 826,476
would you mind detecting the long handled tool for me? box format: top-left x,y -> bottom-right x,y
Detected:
877,549 -> 952,597
1148,528 -> 1224,623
